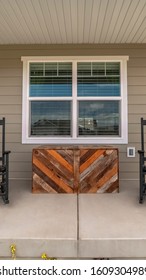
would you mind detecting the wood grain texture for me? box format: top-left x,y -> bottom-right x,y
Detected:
32,146 -> 119,193
79,149 -> 119,193
32,148 -> 74,193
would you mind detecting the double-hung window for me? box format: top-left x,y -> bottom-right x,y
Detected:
21,56 -> 128,144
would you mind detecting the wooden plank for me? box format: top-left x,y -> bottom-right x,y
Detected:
32,173 -> 57,193
88,164 -> 118,193
58,149 -> 77,165
80,149 -> 105,173
49,149 -> 74,171
34,149 -> 74,182
33,166 -> 66,193
73,149 -> 80,193
80,149 -> 117,181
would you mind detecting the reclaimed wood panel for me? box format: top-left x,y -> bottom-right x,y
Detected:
79,149 -> 119,193
32,149 -> 74,193
32,146 -> 119,193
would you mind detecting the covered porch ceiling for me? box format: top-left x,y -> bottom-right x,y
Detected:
0,0 -> 146,45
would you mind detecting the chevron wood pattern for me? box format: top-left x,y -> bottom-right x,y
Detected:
32,146 -> 119,193
32,148 -> 74,193
79,149 -> 119,193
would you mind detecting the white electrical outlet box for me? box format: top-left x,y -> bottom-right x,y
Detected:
127,147 -> 135,157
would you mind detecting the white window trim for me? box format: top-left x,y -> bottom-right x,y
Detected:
21,56 -> 129,144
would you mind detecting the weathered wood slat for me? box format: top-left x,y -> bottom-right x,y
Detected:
73,149 -> 80,193
57,149 -> 74,166
40,150 -> 74,181
32,173 -> 57,193
48,150 -> 73,172
33,165 -> 67,193
80,150 -> 117,182
80,149 -> 105,173
87,164 -> 118,193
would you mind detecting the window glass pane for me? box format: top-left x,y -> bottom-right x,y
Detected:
30,63 -> 44,76
30,62 -> 72,97
78,101 -> 120,136
106,62 -> 120,75
58,62 -> 72,76
92,62 -> 105,75
45,63 -> 57,76
30,101 -> 71,136
77,62 -> 120,97
77,62 -> 92,76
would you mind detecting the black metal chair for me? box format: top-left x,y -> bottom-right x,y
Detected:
138,117 -> 146,203
0,118 -> 11,204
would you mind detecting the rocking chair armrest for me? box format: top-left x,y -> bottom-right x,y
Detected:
3,151 -> 11,161
138,150 -> 144,154
3,150 -> 11,155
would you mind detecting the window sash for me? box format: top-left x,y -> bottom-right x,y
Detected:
78,100 -> 120,137
77,62 -> 120,97
29,62 -> 72,97
30,101 -> 72,137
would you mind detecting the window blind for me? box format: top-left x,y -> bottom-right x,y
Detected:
78,101 -> 119,136
77,62 -> 120,97
30,62 -> 72,97
31,101 -> 71,136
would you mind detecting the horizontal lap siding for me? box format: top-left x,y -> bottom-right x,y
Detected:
0,44 -> 145,181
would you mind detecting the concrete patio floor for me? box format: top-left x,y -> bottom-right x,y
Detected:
0,179 -> 146,259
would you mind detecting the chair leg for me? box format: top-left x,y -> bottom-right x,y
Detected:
4,172 -> 9,204
139,188 -> 144,203
1,172 -> 9,204
139,154 -> 144,203
2,154 -> 10,204
139,182 -> 144,204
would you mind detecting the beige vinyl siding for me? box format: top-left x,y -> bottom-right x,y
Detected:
0,44 -> 145,183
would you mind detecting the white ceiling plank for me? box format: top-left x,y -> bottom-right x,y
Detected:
132,18 -> 146,43
0,0 -> 145,44
62,0 -> 73,43
115,0 -> 140,43
99,0 -> 117,43
94,0 -> 109,43
126,4 -> 146,43
0,18 -> 14,44
13,0 -> 41,43
141,16 -> 146,43
83,0 -> 93,43
0,12 -> 18,44
17,0 -> 45,43
110,0 -> 132,43
28,0 -> 51,43
38,0 -> 56,43
83,0 -> 94,43
70,0 -> 78,43
54,0 -> 67,43
88,0 -> 101,43
104,0 -> 124,43
30,0 -> 52,43
142,34 -> 146,43
46,0 -> 62,43
0,0 -> 29,44
78,0 -> 85,43
121,0 -> 146,43
138,28 -> 146,43
9,0 -> 35,43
